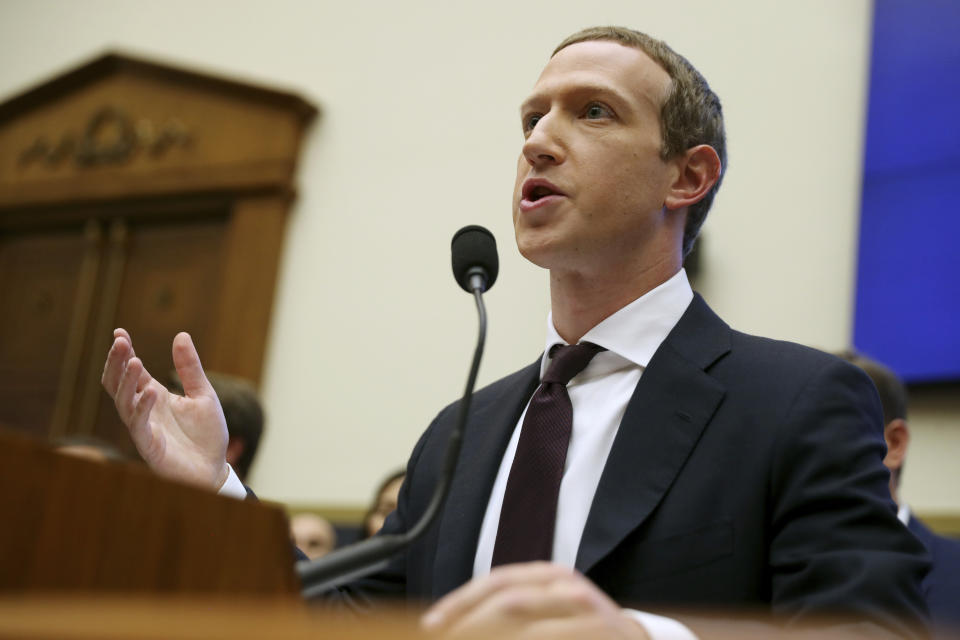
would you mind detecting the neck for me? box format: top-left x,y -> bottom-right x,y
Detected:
549,253 -> 681,344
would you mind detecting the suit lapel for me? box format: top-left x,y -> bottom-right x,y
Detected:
576,295 -> 731,574
431,361 -> 541,598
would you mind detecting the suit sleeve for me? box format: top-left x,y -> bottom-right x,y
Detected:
767,359 -> 930,636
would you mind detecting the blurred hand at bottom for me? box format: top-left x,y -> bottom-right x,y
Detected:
421,562 -> 649,640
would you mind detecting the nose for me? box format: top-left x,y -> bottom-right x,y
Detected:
522,112 -> 566,167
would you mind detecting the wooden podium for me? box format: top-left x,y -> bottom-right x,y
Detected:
0,429 -> 428,638
0,429 -> 298,596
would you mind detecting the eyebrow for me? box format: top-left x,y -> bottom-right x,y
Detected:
519,82 -> 634,115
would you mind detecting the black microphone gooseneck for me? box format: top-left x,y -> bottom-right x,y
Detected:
298,225 -> 498,599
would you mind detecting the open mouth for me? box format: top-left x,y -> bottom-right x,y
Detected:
522,180 -> 564,202
529,185 -> 556,201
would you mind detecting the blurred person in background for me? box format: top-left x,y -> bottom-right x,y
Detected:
290,512 -> 337,561
838,350 -> 960,635
363,470 -> 405,539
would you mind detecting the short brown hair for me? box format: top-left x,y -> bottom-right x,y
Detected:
554,26 -> 727,258
835,350 -> 908,426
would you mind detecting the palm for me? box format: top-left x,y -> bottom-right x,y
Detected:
103,330 -> 229,490
139,379 -> 227,487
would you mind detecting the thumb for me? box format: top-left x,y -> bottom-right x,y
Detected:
172,332 -> 214,398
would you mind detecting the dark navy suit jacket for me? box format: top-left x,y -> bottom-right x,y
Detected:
332,295 -> 929,634
908,515 -> 960,636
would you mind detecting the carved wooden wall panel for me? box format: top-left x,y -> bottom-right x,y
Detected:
0,53 -> 317,456
0,224 -> 91,436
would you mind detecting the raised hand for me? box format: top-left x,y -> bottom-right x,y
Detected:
101,329 -> 230,491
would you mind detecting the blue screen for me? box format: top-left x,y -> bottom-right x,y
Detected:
853,0 -> 960,383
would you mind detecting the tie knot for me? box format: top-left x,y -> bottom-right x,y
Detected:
543,342 -> 606,386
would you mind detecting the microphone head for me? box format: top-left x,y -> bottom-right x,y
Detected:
451,225 -> 499,293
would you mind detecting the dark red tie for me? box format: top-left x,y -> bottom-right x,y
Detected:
491,342 -> 606,566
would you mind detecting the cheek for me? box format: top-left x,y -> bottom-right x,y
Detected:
513,156 -> 527,222
513,155 -> 527,195
607,153 -> 671,208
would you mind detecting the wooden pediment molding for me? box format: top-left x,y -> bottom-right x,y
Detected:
0,51 -> 318,207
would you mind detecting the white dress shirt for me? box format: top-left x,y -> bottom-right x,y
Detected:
220,463 -> 247,499
469,268 -> 696,639
897,504 -> 911,526
472,268 -> 694,574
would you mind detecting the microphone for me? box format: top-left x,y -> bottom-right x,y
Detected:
298,225 -> 498,599
451,225 -> 498,293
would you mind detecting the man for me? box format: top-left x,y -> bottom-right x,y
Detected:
102,27 -> 928,638
290,512 -> 338,561
838,351 -> 960,635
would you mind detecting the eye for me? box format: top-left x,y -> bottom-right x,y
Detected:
583,102 -> 613,120
522,113 -> 542,134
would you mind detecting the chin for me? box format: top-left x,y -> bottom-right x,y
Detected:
516,235 -> 566,271
515,236 -> 546,268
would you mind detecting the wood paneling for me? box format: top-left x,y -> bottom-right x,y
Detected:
209,194 -> 290,381
0,429 -> 299,595
0,53 -> 316,456
0,597 -> 426,640
0,223 -> 94,435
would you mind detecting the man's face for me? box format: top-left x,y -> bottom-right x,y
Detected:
513,40 -> 679,276
291,514 -> 336,561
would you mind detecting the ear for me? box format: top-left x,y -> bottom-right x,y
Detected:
663,144 -> 722,211
882,418 -> 910,472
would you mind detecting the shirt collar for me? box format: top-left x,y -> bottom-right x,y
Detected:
897,503 -> 911,526
540,269 -> 694,378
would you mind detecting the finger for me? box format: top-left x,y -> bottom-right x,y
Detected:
115,357 -> 146,424
101,333 -> 134,396
114,327 -> 133,346
128,385 -> 159,456
443,578 -> 635,640
469,582 -> 593,625
440,584 -> 590,640
172,332 -> 213,399
423,563 -> 574,631
482,577 -> 602,621
135,360 -> 153,393
116,359 -> 163,461
425,563 -> 573,629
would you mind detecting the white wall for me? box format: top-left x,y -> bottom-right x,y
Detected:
1,0 -> 956,512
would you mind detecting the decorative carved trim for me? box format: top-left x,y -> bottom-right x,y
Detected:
17,105 -> 194,169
